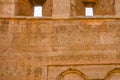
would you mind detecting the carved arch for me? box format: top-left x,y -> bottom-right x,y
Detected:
56,68 -> 87,80
105,68 -> 120,80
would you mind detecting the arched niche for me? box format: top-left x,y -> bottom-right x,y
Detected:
15,0 -> 52,16
105,68 -> 120,80
70,0 -> 115,16
56,68 -> 87,80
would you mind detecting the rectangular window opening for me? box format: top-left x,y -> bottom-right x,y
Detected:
34,6 -> 42,17
85,7 -> 94,16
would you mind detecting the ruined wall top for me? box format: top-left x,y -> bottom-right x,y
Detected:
0,0 -> 120,18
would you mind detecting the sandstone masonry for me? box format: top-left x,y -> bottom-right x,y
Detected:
0,0 -> 120,80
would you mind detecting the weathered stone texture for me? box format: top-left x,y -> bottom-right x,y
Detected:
0,0 -> 120,17
94,0 -> 115,15
0,17 -> 120,80
70,0 -> 116,16
70,0 -> 85,16
0,0 -> 15,17
115,0 -> 120,16
0,0 -> 120,80
42,0 -> 53,16
52,0 -> 71,17
15,0 -> 34,16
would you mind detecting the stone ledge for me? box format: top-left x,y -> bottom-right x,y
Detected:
0,16 -> 120,20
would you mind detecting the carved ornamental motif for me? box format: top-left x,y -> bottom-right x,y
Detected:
56,69 -> 87,80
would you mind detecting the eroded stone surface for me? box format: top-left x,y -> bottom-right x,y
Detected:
0,0 -> 120,80
0,0 -> 120,17
0,17 -> 120,80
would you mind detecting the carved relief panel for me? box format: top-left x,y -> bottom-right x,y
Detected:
34,67 -> 42,80
62,73 -> 84,80
106,68 -> 120,80
56,69 -> 86,80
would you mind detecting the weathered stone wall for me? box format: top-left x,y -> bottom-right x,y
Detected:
52,0 -> 71,18
15,0 -> 34,16
115,0 -> 120,16
0,0 -> 15,17
0,0 -> 120,80
70,0 -> 85,16
0,17 -> 120,80
70,0 -> 116,16
0,0 -> 119,17
94,0 -> 115,15
42,0 -> 53,16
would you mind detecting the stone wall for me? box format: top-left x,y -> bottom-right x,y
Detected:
0,0 -> 15,17
115,0 -> 120,16
42,0 -> 53,16
94,0 -> 115,15
70,0 -> 116,16
52,0 -> 71,17
0,17 -> 120,80
15,0 -> 34,16
0,0 -> 120,80
70,0 -> 85,16
0,0 -> 119,17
